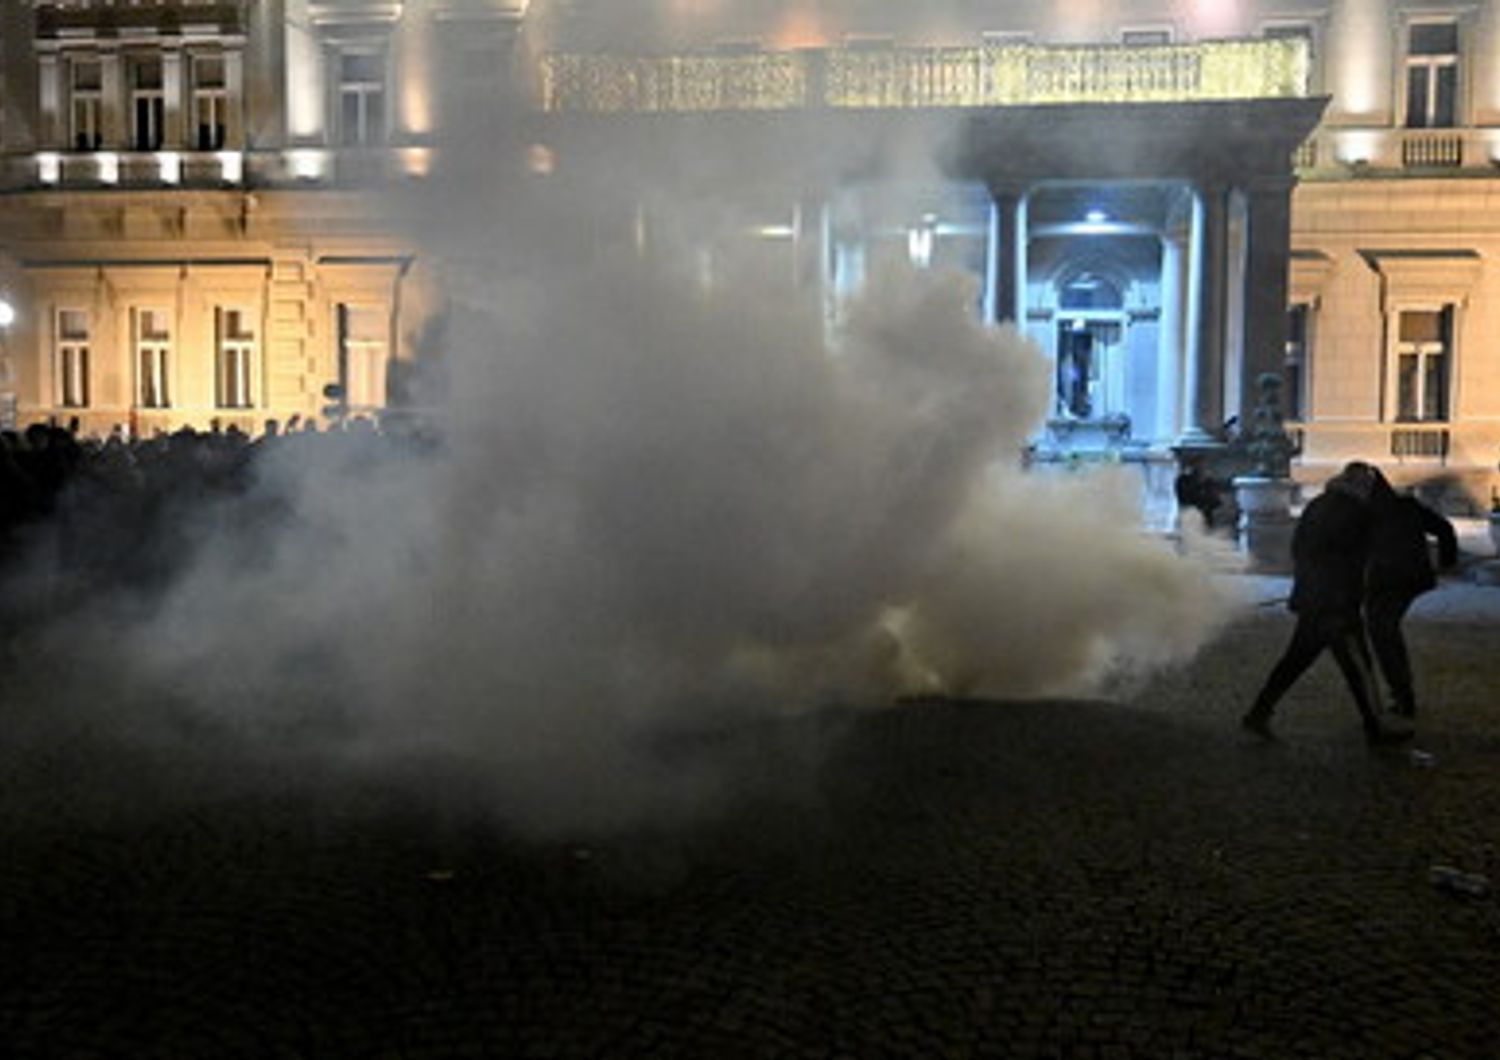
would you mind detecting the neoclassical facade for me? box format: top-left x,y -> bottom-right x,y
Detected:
1,1 -> 1499,506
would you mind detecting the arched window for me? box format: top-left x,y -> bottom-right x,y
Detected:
1058,271 -> 1124,311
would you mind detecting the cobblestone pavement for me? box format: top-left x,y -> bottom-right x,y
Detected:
3,578 -> 1500,1059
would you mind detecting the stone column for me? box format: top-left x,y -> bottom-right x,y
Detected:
163,49 -> 184,149
1155,230 -> 1186,442
1473,0 -> 1500,126
100,51 -> 123,148
1181,180 -> 1228,442
1236,177 -> 1296,429
1324,0 -> 1395,125
244,0 -> 285,146
38,53 -> 61,148
225,50 -> 246,148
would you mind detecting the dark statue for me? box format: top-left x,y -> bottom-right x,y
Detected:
1242,371 -> 1298,479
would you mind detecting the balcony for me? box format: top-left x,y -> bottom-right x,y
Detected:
1400,130 -> 1464,169
1298,126 -> 1500,176
539,38 -> 1311,114
1390,426 -> 1450,462
24,150 -> 245,189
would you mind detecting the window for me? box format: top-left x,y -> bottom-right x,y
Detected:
56,309 -> 91,409
131,56 -> 165,151
135,309 -> 171,409
1059,273 -> 1124,311
1405,21 -> 1459,129
338,50 -> 387,147
1394,307 -> 1451,422
337,304 -> 389,409
192,55 -> 228,150
216,308 -> 256,409
71,58 -> 102,150
1284,304 -> 1310,421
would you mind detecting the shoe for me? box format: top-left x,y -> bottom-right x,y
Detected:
1241,711 -> 1274,739
1366,725 -> 1415,747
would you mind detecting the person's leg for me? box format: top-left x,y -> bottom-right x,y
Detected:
1244,615 -> 1325,734
1325,619 -> 1409,744
1367,591 -> 1416,716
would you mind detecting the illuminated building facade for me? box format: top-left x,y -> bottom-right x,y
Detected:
1,2 -> 1498,504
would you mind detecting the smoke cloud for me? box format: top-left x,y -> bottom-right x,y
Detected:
0,21 -> 1241,836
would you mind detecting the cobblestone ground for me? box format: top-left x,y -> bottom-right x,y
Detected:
3,577 -> 1499,1059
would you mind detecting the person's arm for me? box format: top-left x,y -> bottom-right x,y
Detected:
1419,504 -> 1459,569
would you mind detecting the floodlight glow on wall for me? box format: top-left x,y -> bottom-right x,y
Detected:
0,300 -> 15,329
218,151 -> 243,183
288,149 -> 326,181
1334,129 -> 1381,167
526,144 -> 556,175
158,151 -> 181,184
400,147 -> 432,178
96,153 -> 119,184
37,153 -> 60,184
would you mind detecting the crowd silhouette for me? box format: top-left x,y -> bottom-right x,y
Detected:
0,416 -> 438,620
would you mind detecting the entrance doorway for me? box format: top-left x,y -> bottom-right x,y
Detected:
1055,315 -> 1125,421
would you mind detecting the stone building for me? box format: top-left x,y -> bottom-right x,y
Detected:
1,2 -> 1498,506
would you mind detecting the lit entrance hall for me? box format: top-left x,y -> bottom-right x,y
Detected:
754,178 -> 1240,461
554,134 -> 1316,532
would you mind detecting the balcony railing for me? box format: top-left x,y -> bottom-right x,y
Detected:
1401,131 -> 1464,169
1390,426 -> 1450,461
539,38 -> 1311,114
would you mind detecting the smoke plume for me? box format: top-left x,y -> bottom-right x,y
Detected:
1,18 -> 1242,835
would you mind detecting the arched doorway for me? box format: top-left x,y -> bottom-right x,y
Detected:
1054,270 -> 1127,422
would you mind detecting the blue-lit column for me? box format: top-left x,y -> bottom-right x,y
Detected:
984,185 -> 1028,326
1155,228 -> 1187,442
1181,180 -> 1229,442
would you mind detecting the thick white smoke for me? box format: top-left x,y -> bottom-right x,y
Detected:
72,142 -> 1238,832
4,20 -> 1241,834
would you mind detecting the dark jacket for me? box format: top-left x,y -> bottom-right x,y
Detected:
1288,488 -> 1371,618
1367,495 -> 1458,597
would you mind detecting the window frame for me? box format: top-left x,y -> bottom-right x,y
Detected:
215,306 -> 258,410
129,54 -> 166,152
191,53 -> 229,151
69,56 -> 103,151
336,302 -> 391,411
1403,18 -> 1461,129
55,307 -> 92,410
1388,303 -> 1455,423
134,307 -> 173,410
336,46 -> 389,148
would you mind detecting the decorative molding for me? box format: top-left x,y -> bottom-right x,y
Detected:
1359,248 -> 1483,306
308,2 -> 403,28
1289,248 -> 1334,306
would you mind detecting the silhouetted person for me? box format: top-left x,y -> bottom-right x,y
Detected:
1174,456 -> 1224,529
1365,472 -> 1458,718
1242,461 -> 1411,745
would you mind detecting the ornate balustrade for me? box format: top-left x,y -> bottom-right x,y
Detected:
539,38 -> 1311,113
